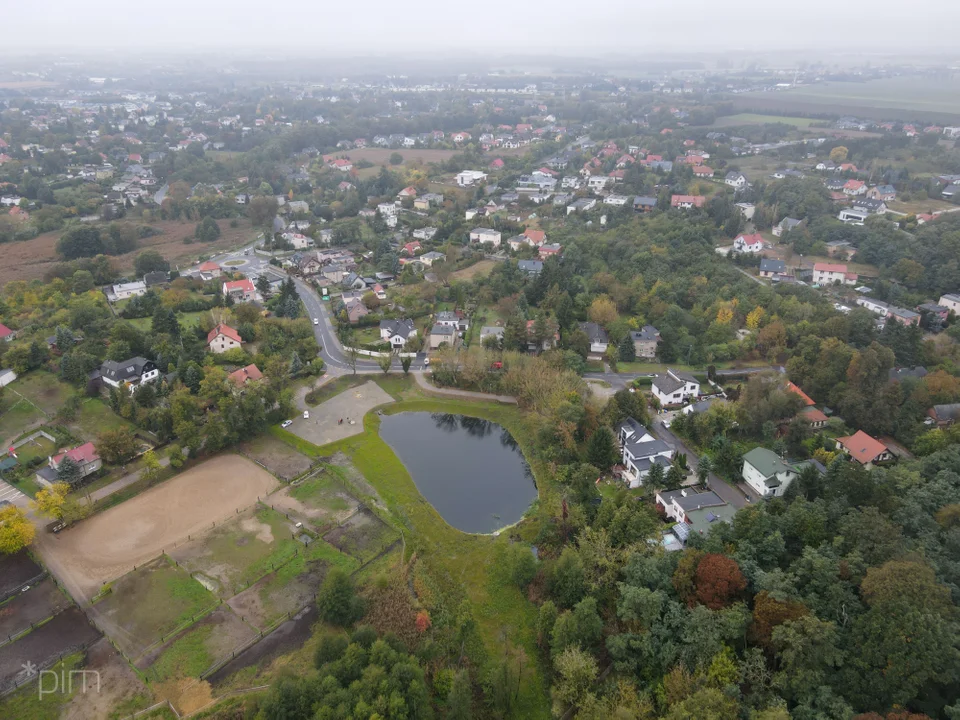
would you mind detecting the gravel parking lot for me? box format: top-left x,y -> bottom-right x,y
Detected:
288,380 -> 394,447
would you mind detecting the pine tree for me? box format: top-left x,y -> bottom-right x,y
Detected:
619,333 -> 636,362
646,461 -> 665,487
289,351 -> 303,375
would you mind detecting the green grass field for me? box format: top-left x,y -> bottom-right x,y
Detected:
290,472 -> 352,513
780,77 -> 960,115
70,398 -> 138,441
0,398 -> 46,444
0,653 -> 85,720
714,113 -> 818,128
126,311 -> 208,332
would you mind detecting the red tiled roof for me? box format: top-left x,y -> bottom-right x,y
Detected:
198,261 -> 220,272
671,195 -> 705,207
208,323 -> 242,344
523,229 -> 546,244
801,407 -> 828,423
0,323 -> 12,339
223,279 -> 255,293
785,381 -> 816,406
53,442 -> 99,466
228,364 -> 263,386
814,262 -> 847,273
736,233 -> 764,247
837,430 -> 888,464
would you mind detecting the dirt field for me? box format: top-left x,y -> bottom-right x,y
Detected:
323,508 -> 398,561
0,607 -> 100,693
270,470 -> 360,533
169,506 -> 301,598
141,606 -> 257,678
0,218 -> 256,286
0,551 -> 43,599
239,435 -> 312,480
34,454 -> 277,600
62,638 -> 150,720
0,577 -> 69,640
227,559 -> 329,631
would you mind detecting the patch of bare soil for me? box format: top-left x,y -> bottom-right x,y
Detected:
62,638 -> 150,720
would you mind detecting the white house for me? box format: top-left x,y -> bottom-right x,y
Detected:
838,207 -> 869,225
856,297 -> 890,316
207,323 -> 243,354
99,357 -> 159,391
587,175 -> 613,192
741,448 -> 797,498
812,263 -> 856,286
110,280 -> 147,301
222,279 -> 257,302
938,293 -> 960,314
617,417 -> 674,488
456,170 -> 488,187
733,233 -> 764,253
579,322 -> 609,354
469,228 -> 501,247
652,369 -> 700,407
603,194 -> 630,206
725,171 -> 748,189
380,318 -> 417,348
772,217 -> 802,237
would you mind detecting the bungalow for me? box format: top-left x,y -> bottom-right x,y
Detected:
412,226 -> 438,241
835,430 -> 893,468
813,263 -> 857,286
579,322 -> 609,354
785,381 -> 815,407
603,194 -> 630,206
518,259 -> 544,275
617,418 -> 674,488
480,326 -> 505,347
587,175 -> 613,191
372,284 -> 387,301
733,233 -> 764,253
671,195 -> 705,209
420,251 -> 446,267
692,165 -> 714,178
741,447 -> 798,498
928,403 -> 960,427
36,442 -> 101,487
800,406 -> 828,429
207,323 -> 243,354
344,300 -> 370,324
469,228 -> 502,247
526,319 -> 559,353
380,319 -> 417,349
429,324 -> 456,350
633,196 -> 658,213
523,229 -> 546,245
99,357 -> 159,391
868,184 -> 896,201
656,488 -> 735,541
109,280 -> 147,301
403,241 -> 422,256
772,217 -> 802,237
857,297 -> 890,316
759,258 -> 786,278
228,364 -> 263,387
566,198 -> 597,214
0,324 -> 16,342
630,325 -> 661,359
539,243 -> 562,259
397,186 -> 417,198
888,306 -> 921,326
938,293 -> 960,313
222,278 -> 256,302
918,303 -> 949,322
456,170 -> 487,187
735,202 -> 755,220
725,171 -> 748,189
652,369 -> 700,407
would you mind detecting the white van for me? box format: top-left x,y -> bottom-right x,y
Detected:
303,410 -> 310,419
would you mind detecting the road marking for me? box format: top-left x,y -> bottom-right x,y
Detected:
0,481 -> 25,503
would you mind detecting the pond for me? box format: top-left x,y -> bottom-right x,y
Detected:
378,412 -> 537,534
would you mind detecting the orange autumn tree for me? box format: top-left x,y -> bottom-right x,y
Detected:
694,554 -> 747,610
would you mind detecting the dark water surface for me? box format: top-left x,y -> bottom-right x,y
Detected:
378,412 -> 537,534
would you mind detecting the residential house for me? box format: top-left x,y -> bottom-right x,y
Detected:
580,322 -> 609,354
518,260 -> 543,275
344,300 -> 370,324
785,381 -> 815,407
0,324 -> 14,342
656,488 -> 736,542
735,202 -> 755,220
420,251 -> 445,267
843,179 -> 867,196
671,195 -> 706,209
207,323 -> 243,354
523,229 -> 546,245
868,184 -> 897,201
652,369 -> 700,407
938,293 -> 960,313
692,165 -> 714,178
889,366 -> 928,383
469,228 -> 502,247
539,243 -> 562,259
918,304 -> 949,323
603,194 -> 630,206
741,448 -> 797,499
835,430 -> 893,467
566,198 -> 597,214
197,261 -> 221,278
725,171 -> 748,189
773,217 -> 802,237
479,326 -> 505,347
526,319 -> 559,353
857,297 -> 890,316
397,186 -> 417,199
109,280 -> 147,301
587,175 -> 613,192
633,196 -> 658,213
429,324 -> 456,350
617,418 -> 674,487
733,233 -> 764,253
228,364 -> 263,387
928,403 -> 960,427
888,306 -> 920,326
99,357 -> 159,391
456,170 -> 487,187
222,278 -> 257,302
412,227 -> 438,241
800,406 -> 829,428
36,442 -> 101,487
403,241 -> 422,256
813,263 -> 857,286
143,271 -> 169,288
630,326 -> 661,359
380,319 -> 417,349
287,200 -> 309,214
759,258 -> 786,278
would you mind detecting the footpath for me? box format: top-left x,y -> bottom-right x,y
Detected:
412,372 -> 517,404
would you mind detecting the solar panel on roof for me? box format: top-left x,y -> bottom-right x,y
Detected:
706,512 -> 718,522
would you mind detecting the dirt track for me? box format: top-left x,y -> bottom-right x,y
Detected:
34,455 -> 277,601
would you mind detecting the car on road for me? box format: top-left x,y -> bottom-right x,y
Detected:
281,419 -> 293,428
424,357 -> 430,366
303,410 -> 310,419
313,318 -> 319,325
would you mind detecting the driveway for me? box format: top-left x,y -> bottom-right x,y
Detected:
651,416 -> 748,509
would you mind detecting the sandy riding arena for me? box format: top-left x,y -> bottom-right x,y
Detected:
37,455 -> 277,600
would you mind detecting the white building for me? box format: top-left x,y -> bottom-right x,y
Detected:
652,369 -> 700,407
469,228 -> 501,247
857,297 -> 890,316
603,194 -> 630,206
733,233 -> 764,253
109,281 -> 147,301
938,293 -> 960,314
456,170 -> 488,187
617,418 -> 674,488
741,448 -> 797,499
587,175 -> 613,192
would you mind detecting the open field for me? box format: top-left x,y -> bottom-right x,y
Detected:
0,551 -> 44,599
94,557 -> 217,662
0,218 -> 256,286
887,199 -> 960,216
329,148 -> 460,167
8,370 -> 72,415
61,638 -> 151,720
452,259 -> 498,280
0,577 -> 70,640
144,606 -> 256,680
0,398 -> 47,446
713,113 -> 821,128
270,468 -> 359,531
288,379 -> 394,447
127,310 -> 209,332
169,506 -> 303,598
34,454 -> 278,600
322,507 -> 398,561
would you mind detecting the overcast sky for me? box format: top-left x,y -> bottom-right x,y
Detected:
3,0 -> 959,55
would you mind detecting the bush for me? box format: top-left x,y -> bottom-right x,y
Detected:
317,569 -> 364,626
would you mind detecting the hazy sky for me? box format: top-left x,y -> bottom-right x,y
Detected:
4,0 -> 960,54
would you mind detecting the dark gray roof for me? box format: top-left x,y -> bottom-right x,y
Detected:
631,325 -> 660,342
518,260 -> 543,273
624,437 -> 671,458
932,403 -> 960,421
431,324 -> 455,336
143,271 -> 169,286
616,416 -> 646,438
579,322 -> 609,344
654,373 -> 685,395
633,196 -> 658,206
888,366 -> 927,382
380,318 -> 416,339
760,258 -> 785,273
100,357 -> 154,382
658,488 -> 726,512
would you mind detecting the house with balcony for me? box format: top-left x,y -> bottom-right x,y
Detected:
616,418 -> 674,488
652,369 -> 700,407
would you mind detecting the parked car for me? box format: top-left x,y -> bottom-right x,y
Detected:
313,318 -> 319,325
303,410 -> 310,419
281,419 -> 293,428
424,357 -> 430,366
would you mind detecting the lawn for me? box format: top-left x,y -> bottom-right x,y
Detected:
95,556 -> 218,661
452,259 -> 498,281
126,311 -> 208,332
713,113 -> 819,128
69,397 -> 137,441
0,398 -> 46,446
10,434 -> 56,464
887,198 -> 959,216
290,471 -> 353,514
8,371 -> 73,415
273,392 -> 552,718
0,652 -> 85,720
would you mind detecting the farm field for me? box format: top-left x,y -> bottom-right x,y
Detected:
452,258 -> 498,280
33,454 -> 278,600
887,199 -> 960,216
0,218 -> 256,286
713,113 -> 821,128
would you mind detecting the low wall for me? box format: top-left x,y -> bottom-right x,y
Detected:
342,346 -> 417,359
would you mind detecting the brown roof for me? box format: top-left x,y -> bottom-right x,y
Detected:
208,323 -> 242,344
228,364 -> 263,386
836,430 -> 888,464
